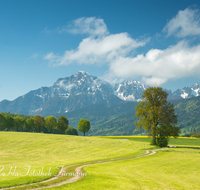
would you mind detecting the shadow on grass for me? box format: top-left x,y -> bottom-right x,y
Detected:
176,146 -> 200,149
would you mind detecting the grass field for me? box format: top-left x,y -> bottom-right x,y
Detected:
0,132 -> 152,188
0,132 -> 200,189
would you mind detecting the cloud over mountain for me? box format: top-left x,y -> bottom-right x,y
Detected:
109,40 -> 200,86
45,9 -> 200,86
44,17 -> 147,66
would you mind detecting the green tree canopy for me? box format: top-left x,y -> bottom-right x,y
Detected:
57,116 -> 68,134
78,119 -> 90,136
4,115 -> 14,130
34,115 -> 45,132
25,118 -> 35,132
135,87 -> 179,145
65,126 -> 78,135
45,116 -> 57,133
14,117 -> 24,131
0,114 -> 5,129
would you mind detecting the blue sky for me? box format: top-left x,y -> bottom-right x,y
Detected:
1,0 -> 200,101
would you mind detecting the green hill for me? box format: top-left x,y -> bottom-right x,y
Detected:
2,96 -> 200,136
58,97 -> 200,136
56,101 -> 138,135
174,96 -> 200,134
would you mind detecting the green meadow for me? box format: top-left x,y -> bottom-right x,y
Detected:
0,132 -> 200,189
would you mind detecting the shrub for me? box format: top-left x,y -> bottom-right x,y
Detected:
65,126 -> 78,135
156,137 -> 168,147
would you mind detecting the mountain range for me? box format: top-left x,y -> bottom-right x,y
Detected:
0,71 -> 200,117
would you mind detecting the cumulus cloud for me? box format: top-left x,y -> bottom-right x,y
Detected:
44,17 -> 147,65
108,40 -> 200,86
163,8 -> 200,37
45,14 -> 200,87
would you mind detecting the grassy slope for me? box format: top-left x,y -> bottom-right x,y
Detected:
0,132 -> 150,188
51,137 -> 200,190
53,148 -> 200,190
1,132 -> 200,189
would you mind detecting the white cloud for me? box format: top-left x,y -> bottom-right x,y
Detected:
163,8 -> 200,37
45,32 -> 147,65
67,17 -> 109,36
44,17 -> 148,66
44,52 -> 60,65
108,40 -> 200,86
45,15 -> 200,87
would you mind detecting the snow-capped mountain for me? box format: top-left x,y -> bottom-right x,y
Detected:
114,80 -> 148,102
52,71 -> 114,99
173,83 -> 200,99
0,71 -> 199,116
0,71 -> 122,116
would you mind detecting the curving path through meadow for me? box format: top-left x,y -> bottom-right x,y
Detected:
2,146 -> 176,190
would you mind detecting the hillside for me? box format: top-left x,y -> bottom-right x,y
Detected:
174,96 -> 200,134
56,101 -> 138,135
60,96 -> 200,136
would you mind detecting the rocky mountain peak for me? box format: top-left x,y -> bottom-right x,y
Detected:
113,80 -> 148,101
0,71 -> 200,116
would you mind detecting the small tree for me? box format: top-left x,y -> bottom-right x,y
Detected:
78,119 -> 90,136
135,87 -> 179,146
45,116 -> 57,133
34,115 -> 45,132
25,118 -> 35,132
14,117 -> 24,131
57,116 -> 68,134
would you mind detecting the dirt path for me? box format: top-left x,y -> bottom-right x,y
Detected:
2,146 -> 176,190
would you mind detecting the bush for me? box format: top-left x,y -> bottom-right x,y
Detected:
156,137 -> 168,147
65,126 -> 78,135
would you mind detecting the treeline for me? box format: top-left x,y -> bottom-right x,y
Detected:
0,112 -> 78,135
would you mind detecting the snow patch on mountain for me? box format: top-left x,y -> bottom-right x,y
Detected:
173,83 -> 200,99
114,80 -> 148,101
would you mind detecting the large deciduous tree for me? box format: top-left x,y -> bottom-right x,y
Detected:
34,115 -> 45,132
78,119 -> 90,136
45,116 -> 57,133
135,87 -> 179,146
57,116 -> 68,134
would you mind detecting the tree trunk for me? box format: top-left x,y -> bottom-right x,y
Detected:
84,131 -> 85,136
152,123 -> 157,145
153,136 -> 156,145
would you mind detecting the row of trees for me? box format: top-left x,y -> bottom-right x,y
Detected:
0,113 -> 91,136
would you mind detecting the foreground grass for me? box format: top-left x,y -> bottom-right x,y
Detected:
1,133 -> 199,189
51,147 -> 200,190
0,132 -> 152,188
49,137 -> 200,190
